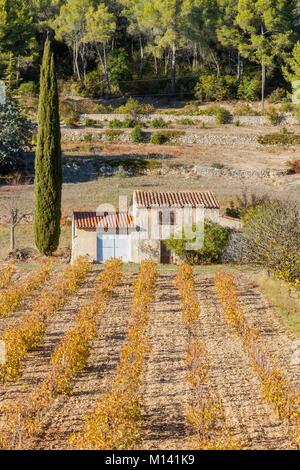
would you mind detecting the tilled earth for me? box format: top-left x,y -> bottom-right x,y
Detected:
0,270 -> 298,450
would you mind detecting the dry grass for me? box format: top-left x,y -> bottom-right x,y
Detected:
0,224 -> 71,261
253,273 -> 300,338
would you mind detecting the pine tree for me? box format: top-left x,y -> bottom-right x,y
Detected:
4,53 -> 19,93
34,38 -> 62,256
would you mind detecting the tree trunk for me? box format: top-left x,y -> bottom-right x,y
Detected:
193,44 -> 198,70
103,43 -> 111,93
74,40 -> 81,81
261,25 -> 266,113
10,223 -> 15,252
153,54 -> 158,75
165,50 -> 170,77
237,51 -> 241,79
261,58 -> 266,113
171,43 -> 176,95
139,35 -> 144,74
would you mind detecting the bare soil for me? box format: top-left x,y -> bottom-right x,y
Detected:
0,270 -> 298,450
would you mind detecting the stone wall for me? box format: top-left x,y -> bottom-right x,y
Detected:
79,112 -> 299,127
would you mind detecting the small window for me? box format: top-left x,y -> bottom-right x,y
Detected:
158,211 -> 176,226
170,211 -> 176,226
158,211 -> 163,225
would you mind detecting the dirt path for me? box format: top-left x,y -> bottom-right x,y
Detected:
29,272 -> 135,450
141,274 -> 191,450
235,274 -> 300,389
195,276 -> 293,450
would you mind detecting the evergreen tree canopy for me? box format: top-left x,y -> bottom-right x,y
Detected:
34,38 -> 62,256
0,97 -> 30,173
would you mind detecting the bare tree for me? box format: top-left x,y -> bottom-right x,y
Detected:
224,199 -> 300,287
0,175 -> 32,253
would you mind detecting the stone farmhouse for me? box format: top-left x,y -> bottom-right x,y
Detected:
71,190 -> 221,264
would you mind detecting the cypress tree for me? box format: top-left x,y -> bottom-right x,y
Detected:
34,38 -> 62,255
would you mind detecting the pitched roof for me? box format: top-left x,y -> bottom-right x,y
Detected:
74,212 -> 135,230
133,190 -> 219,209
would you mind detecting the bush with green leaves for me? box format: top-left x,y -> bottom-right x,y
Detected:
82,69 -> 106,98
83,118 -> 97,127
150,132 -> 169,145
105,129 -> 123,142
214,106 -> 232,124
116,98 -> 154,116
237,74 -> 261,101
195,74 -> 228,101
179,117 -> 195,126
234,104 -> 258,116
258,132 -> 300,145
195,74 -> 238,102
164,222 -> 230,265
268,88 -> 287,104
107,49 -> 131,89
150,117 -> 168,128
18,81 -> 38,96
280,102 -> 294,113
131,126 -> 144,143
265,106 -> 281,126
293,106 -> 300,123
0,98 -> 30,173
109,117 -> 138,129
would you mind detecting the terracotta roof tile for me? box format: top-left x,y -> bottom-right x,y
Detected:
74,212 -> 135,230
134,190 -> 219,209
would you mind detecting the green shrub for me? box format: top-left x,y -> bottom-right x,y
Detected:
234,104 -> 258,116
293,106 -> 300,122
60,101 -> 79,123
234,119 -> 240,127
195,74 -> 228,101
258,132 -> 300,145
280,102 -> 294,113
107,49 -> 131,88
116,98 -> 154,116
211,162 -> 225,169
179,118 -> 195,126
109,117 -> 138,128
83,118 -> 97,127
225,203 -> 242,219
150,132 -> 170,145
131,126 -> 144,143
198,104 -> 231,122
214,106 -> 232,124
109,118 -> 123,128
237,75 -> 261,101
58,79 -> 81,96
95,103 -> 114,114
83,134 -> 93,143
164,222 -> 230,264
82,69 -> 106,98
268,88 -> 287,104
114,164 -> 127,178
178,103 -> 200,115
151,117 -> 168,128
18,81 -> 38,96
105,129 -> 123,142
265,107 -> 281,126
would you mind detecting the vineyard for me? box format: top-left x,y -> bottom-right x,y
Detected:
0,260 -> 299,450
